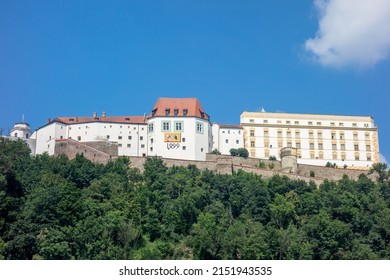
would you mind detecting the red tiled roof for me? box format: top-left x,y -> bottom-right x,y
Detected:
53,116 -> 146,125
148,98 -> 210,120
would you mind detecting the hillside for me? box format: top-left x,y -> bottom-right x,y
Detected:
1,137 -> 390,260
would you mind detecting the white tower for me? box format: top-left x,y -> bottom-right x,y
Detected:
10,122 -> 32,139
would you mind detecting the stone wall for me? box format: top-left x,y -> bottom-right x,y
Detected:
54,143 -> 374,184
54,139 -> 118,164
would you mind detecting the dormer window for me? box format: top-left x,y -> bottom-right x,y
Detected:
152,109 -> 157,117
183,109 -> 188,116
125,117 -> 130,121
201,112 -> 205,119
174,109 -> 179,116
69,118 -> 75,121
165,109 -> 170,116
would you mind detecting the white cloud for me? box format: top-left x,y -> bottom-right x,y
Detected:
305,0 -> 390,68
380,153 -> 388,164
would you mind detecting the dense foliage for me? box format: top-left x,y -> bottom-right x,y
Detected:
1,138 -> 390,260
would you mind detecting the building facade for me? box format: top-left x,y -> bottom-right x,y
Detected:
240,111 -> 379,169
212,123 -> 244,155
147,98 -> 212,161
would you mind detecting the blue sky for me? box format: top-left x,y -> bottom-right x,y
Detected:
1,0 -> 389,162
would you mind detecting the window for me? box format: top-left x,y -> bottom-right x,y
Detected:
319,152 -> 324,159
118,136 -> 122,140
355,154 -> 360,160
150,147 -> 153,151
162,121 -> 170,132
250,141 -> 255,147
264,130 -> 269,137
353,123 -> 357,127
318,143 -> 323,150
287,131 -> 291,138
141,144 -> 145,148
309,132 -> 314,139
365,134 -> 370,140
264,140 -> 269,147
236,140 -> 239,144
366,145 -> 371,151
183,109 -> 188,116
308,121 -> 313,125
182,138 -> 186,142
196,122 -> 204,134
331,133 -> 336,140
107,135 -> 110,139
339,123 -> 344,126
277,120 -> 282,124
287,141 -> 292,147
296,142 -> 301,149
165,109 -> 170,116
264,150 -> 270,158
148,123 -> 154,132
340,133 -> 344,140
286,121 -> 291,124
60,136 -> 63,140
317,122 -> 322,125
278,141 -> 283,148
127,144 -> 131,148
250,119 -> 254,123
341,144 -> 345,151
295,121 -> 300,125
310,143 -> 315,150
118,144 -> 122,147
128,136 -> 132,140
318,132 -> 322,139
278,131 -> 283,138
295,132 -> 300,138
225,139 -> 229,144
353,133 -> 358,140
152,109 -> 157,117
150,138 -> 154,144
182,146 -> 186,150
310,153 -> 315,159
333,153 -> 338,160
332,144 -> 337,150
140,136 -> 143,141
201,148 -> 204,152
228,130 -> 230,134
341,153 -> 346,160
354,145 -> 359,151
263,120 -> 268,124
174,121 -> 183,132
77,136 -> 81,141
174,109 -> 179,116
367,154 -> 372,161
250,130 -> 255,137
331,122 -> 335,126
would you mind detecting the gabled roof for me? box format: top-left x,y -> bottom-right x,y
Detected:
52,116 -> 146,125
148,98 -> 210,120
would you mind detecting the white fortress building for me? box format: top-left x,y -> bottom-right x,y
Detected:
241,111 -> 379,169
15,97 -> 378,170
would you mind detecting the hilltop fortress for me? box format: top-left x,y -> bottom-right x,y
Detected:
6,98 -> 380,181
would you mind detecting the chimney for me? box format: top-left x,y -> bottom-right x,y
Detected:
93,112 -> 97,118
102,111 -> 106,118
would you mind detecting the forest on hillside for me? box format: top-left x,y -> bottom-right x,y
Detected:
1,138 -> 390,260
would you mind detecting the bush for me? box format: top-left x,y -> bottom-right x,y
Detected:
310,170 -> 315,177
268,163 -> 275,170
269,156 -> 277,161
211,149 -> 221,155
326,162 -> 337,168
230,148 -> 249,159
258,161 -> 266,168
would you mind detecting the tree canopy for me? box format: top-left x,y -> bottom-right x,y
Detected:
1,138 -> 390,260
